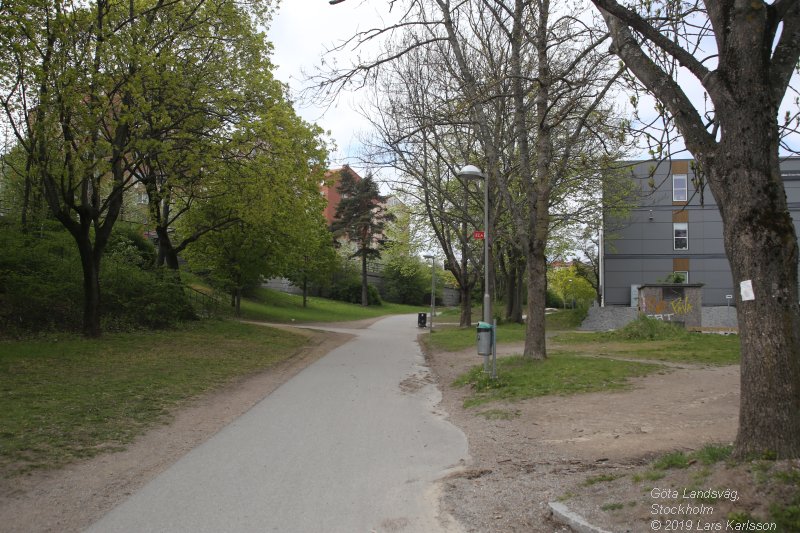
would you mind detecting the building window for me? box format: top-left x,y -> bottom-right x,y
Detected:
136,191 -> 149,205
674,222 -> 688,250
672,271 -> 688,283
673,173 -> 688,202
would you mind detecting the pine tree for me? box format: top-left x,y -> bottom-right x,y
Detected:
330,168 -> 395,306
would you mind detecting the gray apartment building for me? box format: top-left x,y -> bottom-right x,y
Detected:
602,157 -> 800,307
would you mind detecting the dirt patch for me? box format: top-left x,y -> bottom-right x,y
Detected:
426,341 -> 743,532
0,327 -> 352,533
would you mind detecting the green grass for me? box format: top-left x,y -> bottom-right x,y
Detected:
425,322 -> 528,352
693,443 -> 733,465
423,309 -> 585,352
0,320 -> 309,477
584,473 -> 625,486
424,309 -> 595,352
633,444 -> 734,484
477,408 -> 521,420
452,354 -> 662,408
239,287 -> 425,323
546,307 -> 589,330
600,502 -> 624,511
652,451 -> 691,470
552,329 -> 740,365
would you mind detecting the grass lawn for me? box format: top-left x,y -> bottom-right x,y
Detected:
454,354 -> 662,408
424,308 -> 590,352
0,320 -> 309,477
239,287 -> 425,323
447,314 -> 739,407
552,326 -> 740,366
425,322 -> 527,352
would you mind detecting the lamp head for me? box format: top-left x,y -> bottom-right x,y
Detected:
457,164 -> 485,180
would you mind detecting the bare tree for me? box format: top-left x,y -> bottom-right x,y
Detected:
358,39 -> 496,326
430,0 -> 628,358
321,0 -> 630,348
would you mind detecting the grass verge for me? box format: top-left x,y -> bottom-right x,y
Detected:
564,444 -> 800,531
425,322 -> 526,352
0,320 -> 309,477
552,330 -> 740,365
452,354 -> 662,408
607,446 -> 798,531
424,309 -> 603,353
240,287 -> 425,323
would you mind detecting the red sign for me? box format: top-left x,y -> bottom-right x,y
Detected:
473,230 -> 485,240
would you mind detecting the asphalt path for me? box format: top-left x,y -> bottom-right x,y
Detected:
86,314 -> 468,533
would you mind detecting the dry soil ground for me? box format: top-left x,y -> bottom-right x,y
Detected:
1,321 -> 787,533
427,340 -> 743,532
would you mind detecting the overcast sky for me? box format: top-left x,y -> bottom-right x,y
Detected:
267,1 -> 397,175
266,2 -> 799,172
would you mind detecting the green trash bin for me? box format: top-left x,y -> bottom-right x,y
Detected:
476,322 -> 492,356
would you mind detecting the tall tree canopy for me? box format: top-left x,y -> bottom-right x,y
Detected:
0,0 -> 330,335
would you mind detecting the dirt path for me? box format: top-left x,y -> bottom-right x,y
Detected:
428,342 -> 739,532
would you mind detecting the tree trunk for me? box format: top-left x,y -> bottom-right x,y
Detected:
156,225 -> 180,269
361,252 -> 369,306
459,284 -> 473,327
706,106 -> 800,459
233,288 -> 241,317
302,275 -> 308,308
506,252 -> 525,323
21,156 -> 33,231
76,234 -> 102,338
510,261 -> 524,324
523,245 -> 548,360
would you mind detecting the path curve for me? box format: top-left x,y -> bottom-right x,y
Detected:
86,314 -> 468,533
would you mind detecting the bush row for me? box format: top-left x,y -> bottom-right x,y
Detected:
0,222 -> 194,336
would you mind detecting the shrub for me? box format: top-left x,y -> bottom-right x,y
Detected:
614,315 -> 690,341
0,222 -> 84,333
0,222 -> 194,335
329,278 -> 382,306
382,257 -> 429,305
100,261 -> 195,330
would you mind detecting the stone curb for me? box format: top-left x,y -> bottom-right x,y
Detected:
548,502 -> 615,533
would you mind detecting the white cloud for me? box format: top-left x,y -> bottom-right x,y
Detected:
267,1 -> 397,172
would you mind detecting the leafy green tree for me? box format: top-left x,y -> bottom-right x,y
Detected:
283,217 -> 338,308
547,266 -> 596,310
330,169 -> 395,306
186,220 -> 271,316
127,2 -> 285,270
0,0 -> 279,336
383,255 -> 429,305
380,201 -> 431,305
182,95 -> 329,314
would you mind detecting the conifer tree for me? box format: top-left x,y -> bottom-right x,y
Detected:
330,168 -> 395,306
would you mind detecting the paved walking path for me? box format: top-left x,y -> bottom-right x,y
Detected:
86,315 -> 468,533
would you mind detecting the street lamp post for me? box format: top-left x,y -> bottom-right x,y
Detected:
457,164 -> 490,324
423,254 -> 436,331
458,165 -> 496,377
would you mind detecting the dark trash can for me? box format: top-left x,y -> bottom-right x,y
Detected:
418,313 -> 427,328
